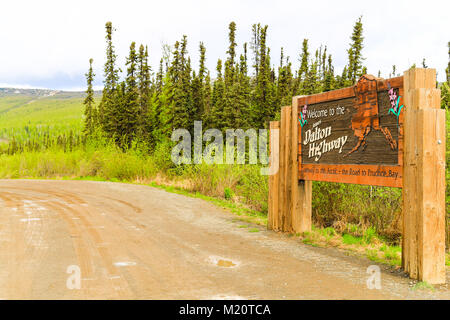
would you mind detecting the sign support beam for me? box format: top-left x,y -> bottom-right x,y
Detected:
402,68 -> 446,284
292,98 -> 312,233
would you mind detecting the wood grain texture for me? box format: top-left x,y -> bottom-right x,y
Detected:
403,105 -> 418,276
297,75 -> 404,187
284,107 -> 292,232
291,100 -> 312,233
268,121 -> 280,231
278,107 -> 287,232
297,180 -> 312,232
402,68 -> 445,284
417,108 -> 446,283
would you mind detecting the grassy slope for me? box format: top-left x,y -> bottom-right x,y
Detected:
0,91 -> 100,137
0,96 -> 36,116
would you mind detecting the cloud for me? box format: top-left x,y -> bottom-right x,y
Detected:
0,0 -> 448,90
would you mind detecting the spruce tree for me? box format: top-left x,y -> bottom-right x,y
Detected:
101,22 -> 120,136
253,25 -> 276,128
226,22 -> 237,77
323,54 -> 335,92
210,59 -> 225,128
303,53 -> 319,95
191,71 -> 203,121
391,65 -> 396,78
155,73 -> 175,140
169,36 -> 193,132
337,66 -> 349,89
299,39 -> 310,80
156,58 -> 164,93
321,46 -> 327,81
295,39 -> 310,94
250,23 -> 262,77
193,42 -> 207,120
236,43 -> 252,128
202,71 -> 212,124
198,42 -> 207,83
83,58 -> 96,137
121,41 -> 140,147
223,22 -> 239,130
137,44 -> 151,139
277,48 -> 294,106
347,16 -> 365,84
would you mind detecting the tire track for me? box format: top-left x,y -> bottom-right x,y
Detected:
0,189 -> 132,298
0,192 -> 48,299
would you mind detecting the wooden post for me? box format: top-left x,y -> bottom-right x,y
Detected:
402,68 -> 446,284
290,97 -> 312,233
268,121 -> 280,231
284,106 -> 293,232
278,107 -> 287,231
268,103 -> 312,234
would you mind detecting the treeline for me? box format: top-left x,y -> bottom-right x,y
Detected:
83,18 -> 368,149
84,19 -> 450,151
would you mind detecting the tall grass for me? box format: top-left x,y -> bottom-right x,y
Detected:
312,182 -> 402,242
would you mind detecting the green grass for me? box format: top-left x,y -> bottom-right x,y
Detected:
342,234 -> 363,245
0,91 -> 100,132
302,224 -> 405,266
341,227 -> 378,246
366,249 -> 380,262
0,95 -> 35,116
412,281 -> 435,291
379,244 -> 402,265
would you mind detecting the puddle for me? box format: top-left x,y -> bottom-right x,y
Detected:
113,261 -> 136,267
217,259 -> 236,267
208,256 -> 239,268
20,218 -> 41,222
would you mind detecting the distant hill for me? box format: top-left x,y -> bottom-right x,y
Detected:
0,87 -> 102,98
0,88 -> 102,137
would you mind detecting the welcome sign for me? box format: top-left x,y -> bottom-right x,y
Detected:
297,75 -> 404,187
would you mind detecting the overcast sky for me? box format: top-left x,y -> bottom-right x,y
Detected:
0,0 -> 448,90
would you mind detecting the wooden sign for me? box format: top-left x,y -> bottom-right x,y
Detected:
269,68 -> 445,284
297,75 -> 404,187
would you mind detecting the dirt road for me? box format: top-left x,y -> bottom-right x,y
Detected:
0,179 -> 448,299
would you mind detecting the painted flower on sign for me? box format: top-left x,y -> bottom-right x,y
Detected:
299,104 -> 308,127
387,83 -> 404,124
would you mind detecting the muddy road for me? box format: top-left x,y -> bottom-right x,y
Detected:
0,180 -> 448,299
